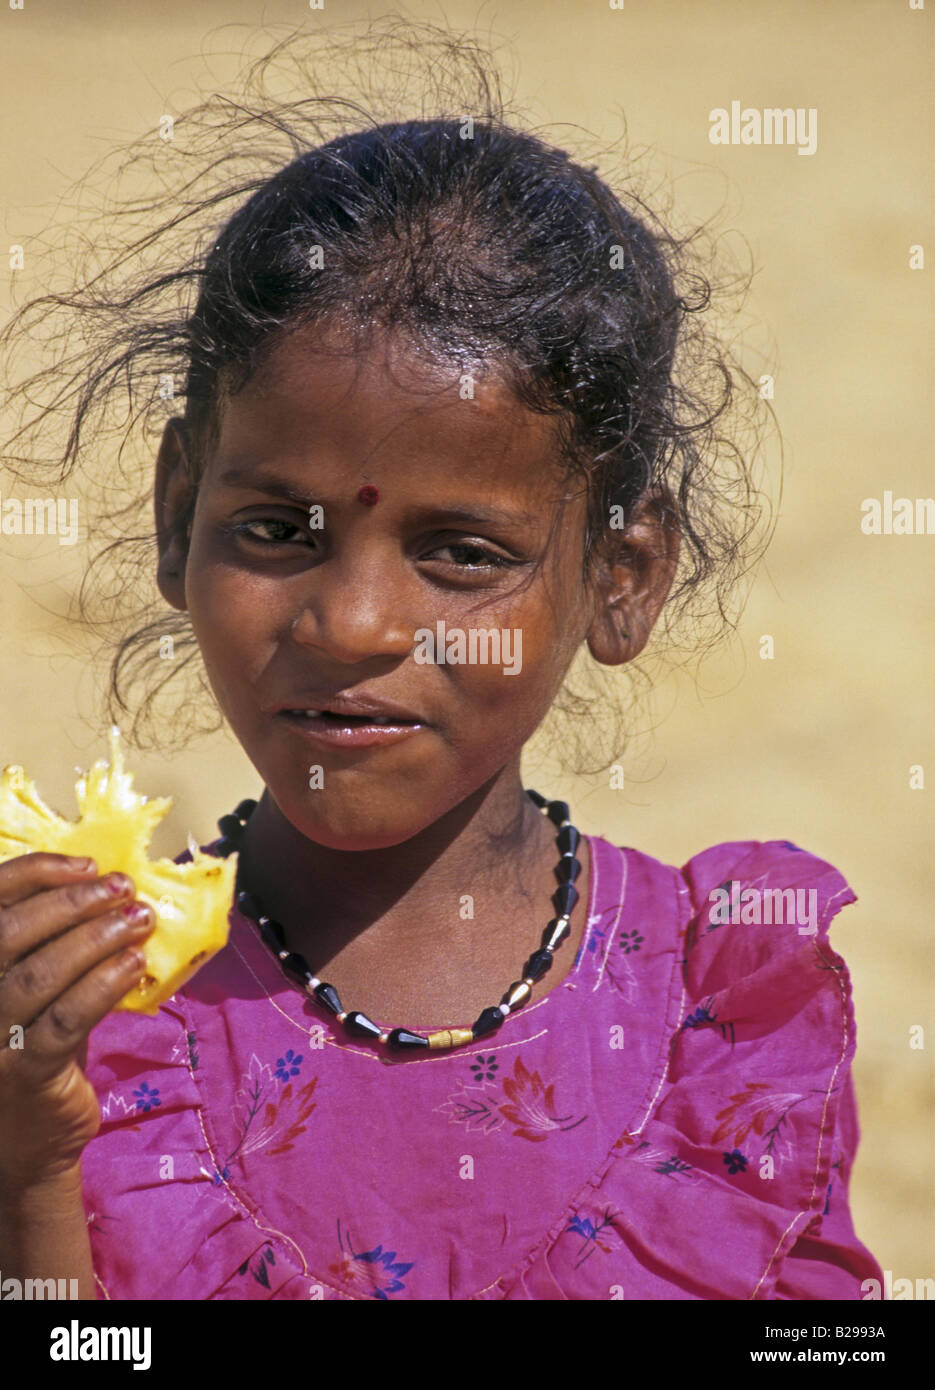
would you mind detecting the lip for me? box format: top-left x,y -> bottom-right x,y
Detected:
275,709 -> 427,749
272,693 -> 426,723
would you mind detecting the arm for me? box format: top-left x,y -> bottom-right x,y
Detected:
0,1165 -> 97,1300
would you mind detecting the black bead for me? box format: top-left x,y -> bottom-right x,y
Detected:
344,1011 -> 382,1040
280,952 -> 314,986
556,854 -> 582,883
234,798 -> 258,821
259,918 -> 286,953
524,948 -> 554,981
213,837 -> 237,858
542,916 -> 570,949
525,788 -> 547,809
553,882 -> 579,915
314,982 -> 343,1015
387,1028 -> 430,1050
217,813 -> 244,839
472,1005 -> 506,1039
237,890 -> 262,921
546,799 -> 570,827
557,825 -> 580,855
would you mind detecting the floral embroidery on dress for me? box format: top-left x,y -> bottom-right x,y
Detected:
274,1048 -> 303,1082
723,1148 -> 748,1175
98,1091 -> 141,1127
573,923 -> 607,969
705,881 -> 733,931
329,1219 -> 414,1299
682,1003 -> 716,1030
574,919 -> 644,1002
499,1056 -> 587,1142
613,1133 -> 704,1185
680,996 -> 736,1046
237,1245 -> 276,1288
133,1082 -> 161,1113
86,1210 -> 118,1238
226,1053 -> 318,1162
436,1054 -> 587,1141
605,945 -> 639,1004
711,1081 -> 814,1167
436,1078 -> 505,1134
469,1053 -> 498,1083
566,1208 -> 620,1269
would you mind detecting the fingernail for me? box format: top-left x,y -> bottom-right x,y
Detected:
122,902 -> 152,927
103,873 -> 132,897
70,857 -> 97,872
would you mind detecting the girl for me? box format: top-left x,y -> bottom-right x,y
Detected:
0,31 -> 883,1301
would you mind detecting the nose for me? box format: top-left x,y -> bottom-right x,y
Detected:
288,550 -> 415,665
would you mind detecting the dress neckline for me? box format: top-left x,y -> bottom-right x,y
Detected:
220,832 -> 613,1051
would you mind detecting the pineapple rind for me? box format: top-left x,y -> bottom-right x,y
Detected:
0,727 -> 237,1015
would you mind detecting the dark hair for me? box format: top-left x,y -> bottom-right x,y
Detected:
0,22 -> 776,769
185,118 -> 683,553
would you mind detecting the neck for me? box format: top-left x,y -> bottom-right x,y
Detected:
234,763 -> 557,964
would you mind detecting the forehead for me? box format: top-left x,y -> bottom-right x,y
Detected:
207,323 -> 567,499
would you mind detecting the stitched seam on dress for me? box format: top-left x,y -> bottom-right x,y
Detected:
629,874 -> 691,1136
231,925 -> 551,1067
231,827 -> 601,1049
176,988 -> 350,1299
590,838 -> 628,994
470,850 -> 688,1299
749,889 -> 854,1299
748,1212 -> 814,1300
230,930 -> 381,1060
574,831 -> 600,973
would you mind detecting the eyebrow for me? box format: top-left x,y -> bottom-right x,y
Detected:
216,467 -> 541,528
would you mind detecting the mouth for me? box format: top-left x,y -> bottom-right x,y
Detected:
276,708 -> 427,749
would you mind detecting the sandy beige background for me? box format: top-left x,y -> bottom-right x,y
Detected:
0,0 -> 931,1290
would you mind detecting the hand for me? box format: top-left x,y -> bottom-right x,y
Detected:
0,852 -> 155,1190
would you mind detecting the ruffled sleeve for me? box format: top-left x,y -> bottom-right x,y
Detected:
495,838 -> 883,1300
80,996 -> 314,1300
659,838 -> 882,1298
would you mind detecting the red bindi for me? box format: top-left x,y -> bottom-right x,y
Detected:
356,484 -> 380,506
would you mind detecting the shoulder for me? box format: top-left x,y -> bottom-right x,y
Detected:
676,836 -> 858,1005
593,833 -> 862,1102
678,836 -> 856,935
588,832 -> 856,958
589,837 -> 880,1297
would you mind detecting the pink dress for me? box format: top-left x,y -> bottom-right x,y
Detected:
81,834 -> 883,1300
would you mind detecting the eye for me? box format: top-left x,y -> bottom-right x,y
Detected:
426,541 -> 514,570
228,518 -> 310,546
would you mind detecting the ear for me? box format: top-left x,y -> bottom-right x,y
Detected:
154,417 -> 196,613
585,489 -> 681,666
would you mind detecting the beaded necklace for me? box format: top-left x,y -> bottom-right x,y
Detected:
211,789 -> 582,1054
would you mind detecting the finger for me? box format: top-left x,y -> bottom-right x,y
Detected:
16,948 -> 151,1083
0,852 -> 99,908
0,901 -> 154,1037
0,871 -> 137,971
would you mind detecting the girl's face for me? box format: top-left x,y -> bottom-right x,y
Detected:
156,325 -> 667,850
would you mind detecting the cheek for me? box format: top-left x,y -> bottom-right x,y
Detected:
449,592 -> 580,727
184,555 -> 280,699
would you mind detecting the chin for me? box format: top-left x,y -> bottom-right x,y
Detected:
273,789 -> 433,853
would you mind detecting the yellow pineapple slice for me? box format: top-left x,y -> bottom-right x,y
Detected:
0,726 -> 237,1015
